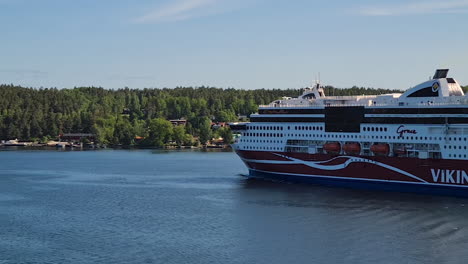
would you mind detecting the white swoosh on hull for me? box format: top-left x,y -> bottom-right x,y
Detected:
241,154 -> 428,183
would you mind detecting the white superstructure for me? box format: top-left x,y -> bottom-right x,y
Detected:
232,69 -> 468,161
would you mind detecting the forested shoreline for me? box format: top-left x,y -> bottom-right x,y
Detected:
1,84 -> 466,147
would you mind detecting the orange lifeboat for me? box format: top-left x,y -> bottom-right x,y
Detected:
370,144 -> 390,156
343,143 -> 361,155
323,142 -> 341,154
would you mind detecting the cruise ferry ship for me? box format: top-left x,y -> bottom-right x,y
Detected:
231,69 -> 468,196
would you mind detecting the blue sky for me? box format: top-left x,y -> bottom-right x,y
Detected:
1,0 -> 467,90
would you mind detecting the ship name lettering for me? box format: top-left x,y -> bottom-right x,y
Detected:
431,169 -> 468,185
396,125 -> 417,137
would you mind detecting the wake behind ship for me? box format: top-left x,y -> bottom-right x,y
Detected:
230,69 -> 468,197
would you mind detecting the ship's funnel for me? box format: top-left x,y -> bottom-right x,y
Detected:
433,69 -> 449,79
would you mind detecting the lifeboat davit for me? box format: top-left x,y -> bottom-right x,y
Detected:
370,144 -> 390,156
394,147 -> 407,155
343,143 -> 361,155
323,142 -> 341,154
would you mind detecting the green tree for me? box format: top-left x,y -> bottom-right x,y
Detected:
172,125 -> 186,147
145,118 -> 173,147
462,86 -> 468,93
217,127 -> 233,144
113,117 -> 134,145
199,117 -> 212,145
215,110 -> 237,122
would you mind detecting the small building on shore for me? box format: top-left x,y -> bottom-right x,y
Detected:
170,119 -> 187,126
211,122 -> 227,130
59,133 -> 96,142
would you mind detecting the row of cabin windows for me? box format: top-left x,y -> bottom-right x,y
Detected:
444,145 -> 468,150
244,133 -> 283,137
448,154 -> 468,158
363,127 -> 388,132
244,146 -> 282,151
248,126 -> 284,131
248,126 -> 466,138
293,126 -> 324,131
243,131 -> 467,142
247,126 -> 324,131
241,139 -> 282,144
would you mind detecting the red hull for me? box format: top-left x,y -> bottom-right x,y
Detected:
235,150 -> 468,189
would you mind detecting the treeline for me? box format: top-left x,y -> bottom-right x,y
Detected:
0,85 -> 301,146
0,84 -> 455,146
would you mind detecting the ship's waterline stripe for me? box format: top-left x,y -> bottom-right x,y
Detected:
247,168 -> 468,189
240,154 -> 427,183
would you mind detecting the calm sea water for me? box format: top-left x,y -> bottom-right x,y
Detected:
1,149 -> 468,264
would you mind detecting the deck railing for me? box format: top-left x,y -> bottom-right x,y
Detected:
259,100 -> 468,108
